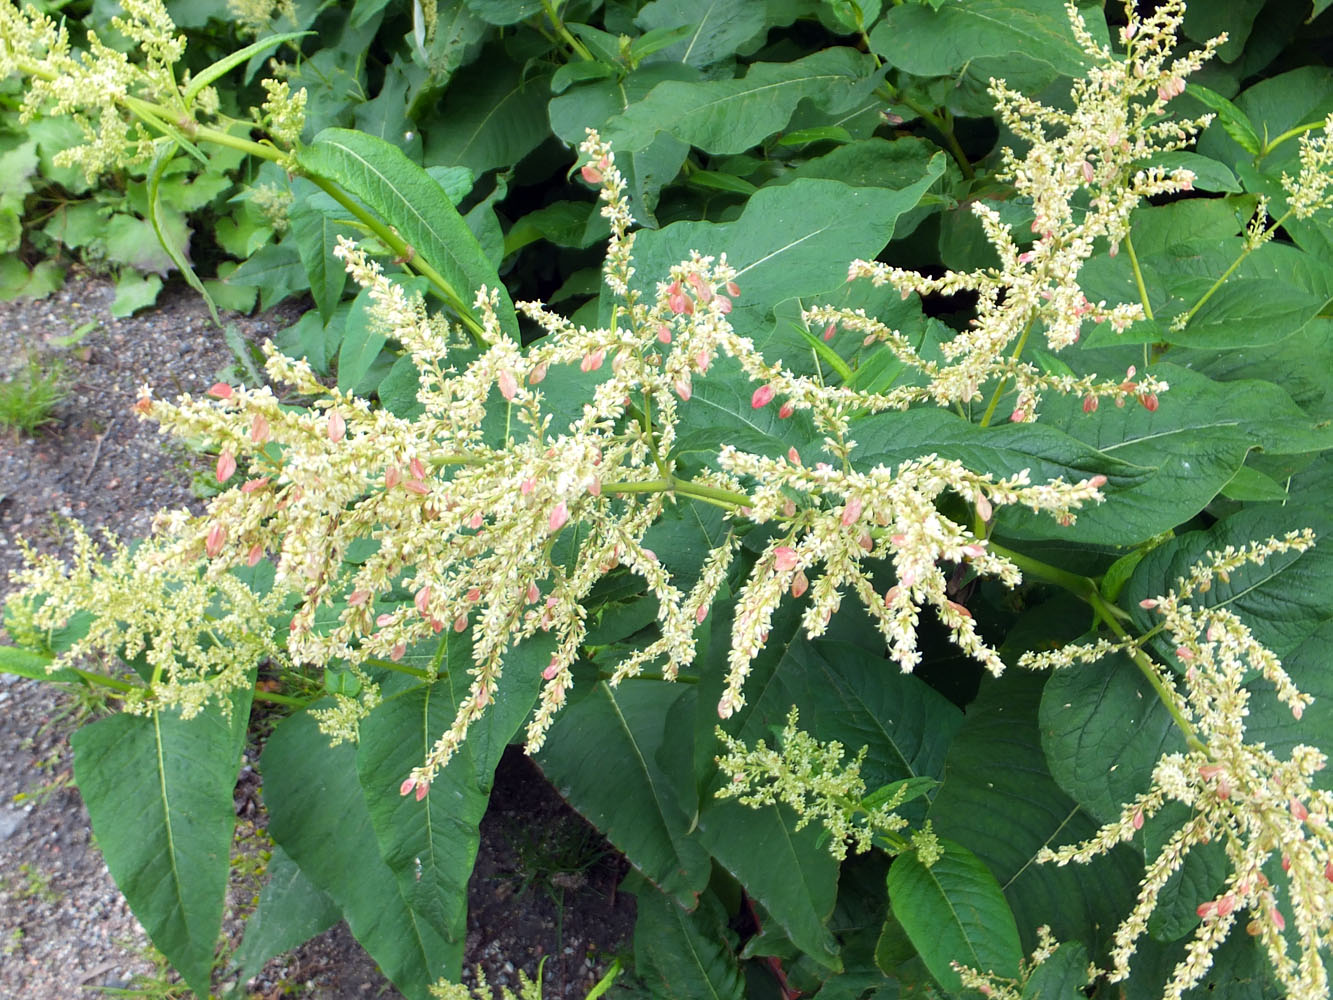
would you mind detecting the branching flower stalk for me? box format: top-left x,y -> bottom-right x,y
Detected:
1019,531 -> 1331,1000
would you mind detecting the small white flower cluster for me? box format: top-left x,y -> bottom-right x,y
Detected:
831,1 -> 1219,423
1023,531 -> 1332,1000
714,707 -> 913,861
952,926 -> 1074,1000
1283,113 -> 1333,219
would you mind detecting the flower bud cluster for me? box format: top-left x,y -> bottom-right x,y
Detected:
714,708 -> 912,861
1025,530 -> 1330,1000
1283,114 -> 1333,219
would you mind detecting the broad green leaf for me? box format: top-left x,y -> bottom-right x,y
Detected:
357,630 -> 550,945
105,212 -> 181,277
262,706 -> 457,997
1040,652 -> 1186,824
71,687 -> 253,998
288,198 -> 351,322
463,0 -> 541,25
232,845 -> 341,984
633,0 -> 770,68
0,644 -> 81,683
871,0 -> 1088,75
110,270 -> 164,318
605,48 -> 874,155
631,885 -> 745,1000
422,55 -> 552,179
886,838 -> 1023,993
1188,84 -> 1262,155
1140,151 -> 1240,193
298,127 -> 516,334
226,241 -> 307,310
537,680 -> 712,908
1124,504 -> 1333,660
625,171 -> 943,340
337,286 -> 387,394
928,671 -> 1142,955
696,795 -> 842,969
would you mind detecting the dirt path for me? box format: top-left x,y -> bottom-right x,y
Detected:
0,276 -> 633,998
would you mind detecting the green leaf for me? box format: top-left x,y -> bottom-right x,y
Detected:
183,30 -> 312,103
232,845 -> 341,984
227,241 -> 307,310
626,171 -> 943,340
1040,652 -> 1185,824
422,55 -> 552,178
633,0 -> 769,68
110,271 -> 164,318
874,0 -> 1093,84
262,706 -> 458,997
338,286 -> 389,394
71,688 -> 253,997
289,197 -> 351,322
1021,941 -> 1092,999
298,127 -> 516,335
630,885 -> 745,1000
605,48 -> 874,155
0,644 -> 81,684
105,212 -> 181,277
928,671 -> 1142,955
537,680 -> 712,908
463,0 -> 541,25
356,630 -> 551,947
886,838 -> 1023,993
1188,84 -> 1263,155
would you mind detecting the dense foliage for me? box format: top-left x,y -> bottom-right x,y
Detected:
3,1 -> 1333,999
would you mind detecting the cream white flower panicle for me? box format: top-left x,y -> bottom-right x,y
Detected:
833,1 -> 1219,422
1020,531 -> 1332,1000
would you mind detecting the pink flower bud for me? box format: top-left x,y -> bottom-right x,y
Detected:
840,497 -> 863,527
1089,475 -> 1107,488
1176,645 -> 1194,661
385,467 -> 402,489
529,362 -> 548,385
581,349 -> 605,372
415,780 -> 429,801
216,451 -> 236,483
1196,901 -> 1215,919
778,403 -> 794,419
454,614 -> 468,633
673,376 -> 692,401
773,547 -> 798,572
468,512 -> 483,529
1083,394 -> 1099,413
415,586 -> 432,615
1271,907 -> 1285,932
205,523 -> 226,558
247,544 -> 264,567
549,501 -> 569,532
527,582 -> 540,603
207,382 -> 233,399
581,163 -> 603,184
349,590 -> 371,606
1140,392 -> 1159,412
656,325 -> 672,343
751,385 -> 775,409
587,478 -> 601,496
667,282 -> 688,315
726,281 -> 741,297
715,295 -> 732,314
787,447 -> 801,465
409,458 -> 426,480
377,613 -> 395,627
695,604 -> 708,624
976,495 -> 993,522
1291,798 -> 1309,821
791,570 -> 808,598
327,411 -> 346,442
250,414 -> 270,444
1018,251 -> 1035,264
1081,160 -> 1095,183
1139,599 -> 1158,609
823,322 -> 836,341
543,657 -> 561,681
1133,810 -> 1144,830
521,477 -> 535,495
498,369 -> 518,401
404,479 -> 430,495
400,777 -> 416,797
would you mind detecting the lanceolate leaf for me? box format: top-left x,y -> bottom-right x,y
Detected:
71,686 -> 253,998
288,196 -> 351,322
356,631 -> 551,945
232,845 -> 341,984
631,885 -> 746,1000
886,837 -> 1023,993
536,680 -> 712,908
929,671 -> 1142,955
297,127 -> 516,335
605,48 -> 874,155
262,706 -> 457,997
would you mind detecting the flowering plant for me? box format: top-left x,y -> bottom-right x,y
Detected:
4,1 -> 1333,999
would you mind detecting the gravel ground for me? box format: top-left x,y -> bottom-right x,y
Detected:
0,274 -> 634,999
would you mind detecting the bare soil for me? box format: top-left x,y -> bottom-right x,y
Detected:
0,274 -> 635,999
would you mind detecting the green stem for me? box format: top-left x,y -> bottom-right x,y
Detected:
362,657 -> 432,679
601,476 -> 750,510
70,668 -> 138,693
1260,118 -> 1325,158
252,689 -> 306,706
988,541 -> 1204,751
1125,232 -> 1153,321
540,0 -> 593,61
891,92 -> 974,181
1179,208 -> 1292,328
978,316 -> 1034,428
